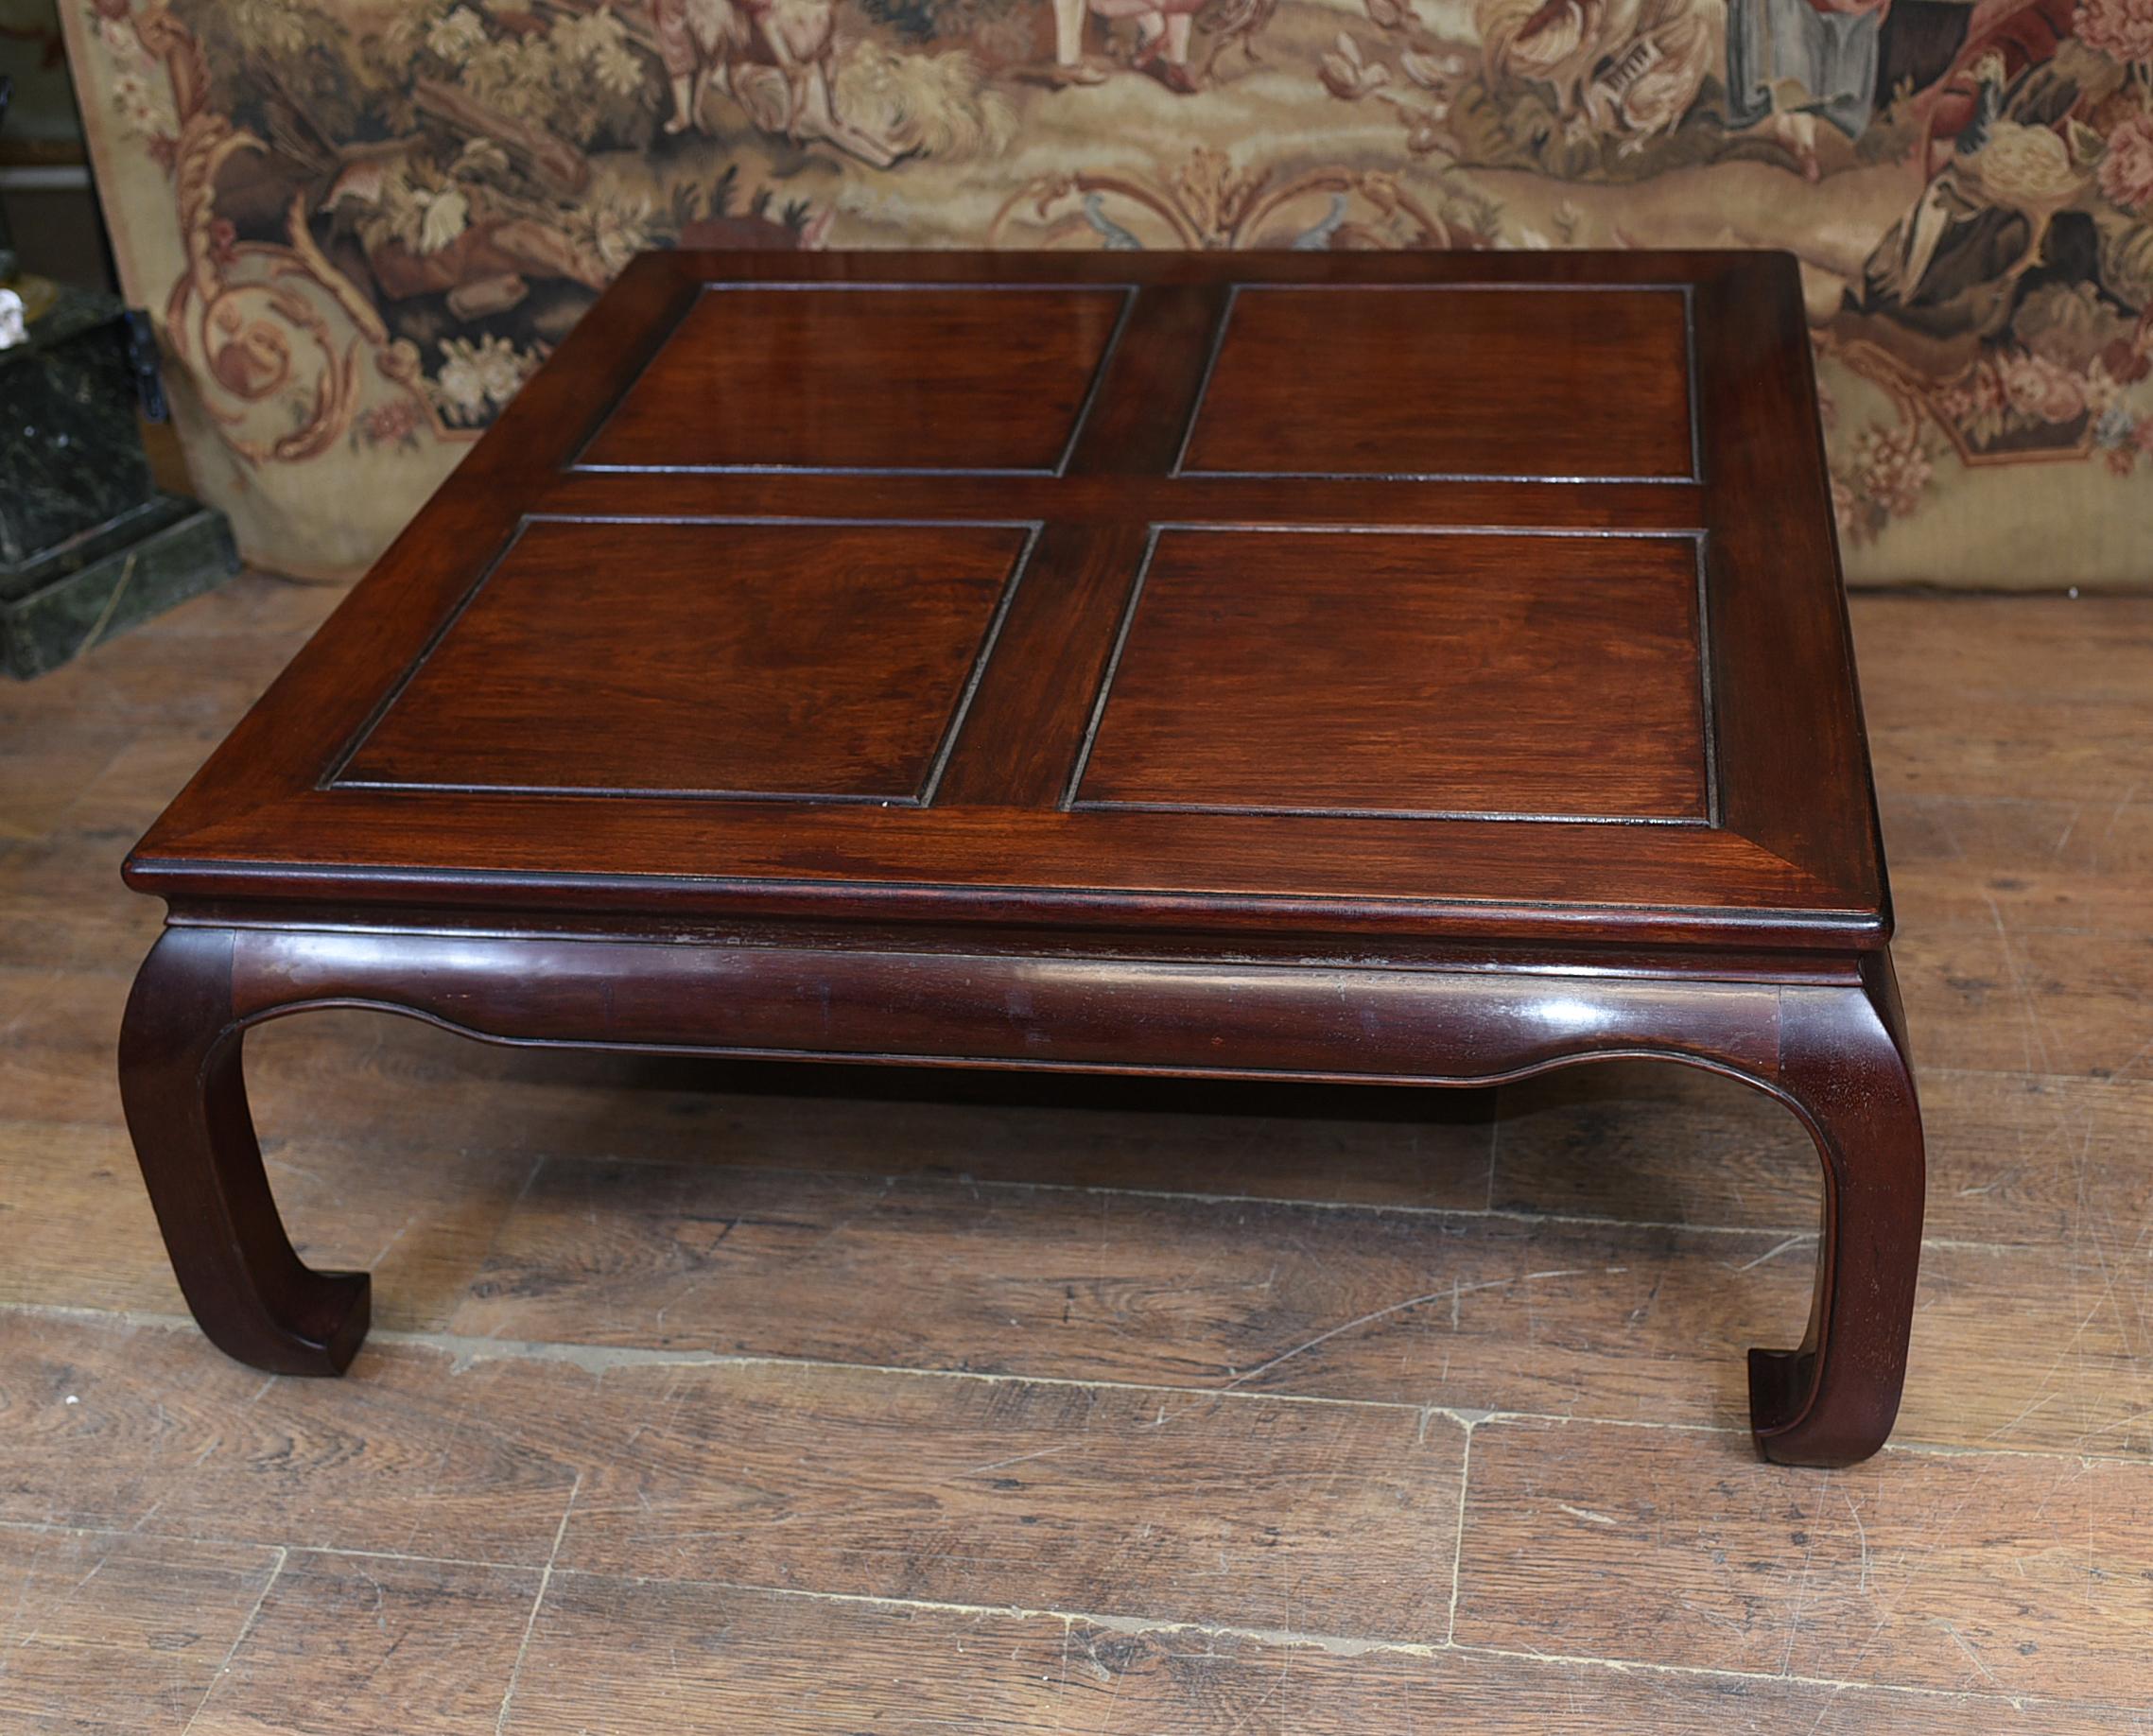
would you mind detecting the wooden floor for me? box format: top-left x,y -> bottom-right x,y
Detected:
4,578 -> 2151,1732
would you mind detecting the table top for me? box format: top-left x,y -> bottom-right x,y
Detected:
129,250 -> 1887,956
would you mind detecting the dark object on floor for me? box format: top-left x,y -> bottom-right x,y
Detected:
1,80 -> 235,680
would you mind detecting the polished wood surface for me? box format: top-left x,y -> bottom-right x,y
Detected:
7,582 -> 2153,1729
1179,284 -> 1697,480
340,519 -> 1028,801
124,250 -> 1880,948
1074,528 -> 1710,821
576,284 -> 1131,473
115,252 -> 1918,1467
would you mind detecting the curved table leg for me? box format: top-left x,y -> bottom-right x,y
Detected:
117,926 -> 370,1374
1745,953 -> 1925,1467
114,920 -> 1923,1446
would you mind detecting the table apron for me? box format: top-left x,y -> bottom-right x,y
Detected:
223,927 -> 1797,1088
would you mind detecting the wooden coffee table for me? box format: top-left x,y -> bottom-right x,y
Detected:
119,250 -> 1922,1466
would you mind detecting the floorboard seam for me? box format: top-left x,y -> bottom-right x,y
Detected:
0,1514 -> 2123,1715
521,1568 -> 2094,1711
174,1542 -> 286,1735
0,1518 -> 541,1575
8,1299 -> 2147,1465
1442,1414 -> 1479,1645
491,1469 -> 580,1736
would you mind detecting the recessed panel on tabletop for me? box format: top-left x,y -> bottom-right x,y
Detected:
1181,286 -> 1695,481
1072,529 -> 1710,824
337,518 -> 1032,804
575,285 -> 1132,473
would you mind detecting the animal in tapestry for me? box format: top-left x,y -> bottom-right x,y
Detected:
59,0 -> 2153,581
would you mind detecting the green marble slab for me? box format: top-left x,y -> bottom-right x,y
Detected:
1,288 -> 158,564
2,492 -> 239,680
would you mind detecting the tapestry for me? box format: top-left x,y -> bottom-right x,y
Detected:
57,0 -> 2153,583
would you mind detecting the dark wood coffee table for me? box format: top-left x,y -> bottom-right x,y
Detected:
119,250 -> 1922,1466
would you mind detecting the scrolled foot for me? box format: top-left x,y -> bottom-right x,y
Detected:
206,1268 -> 372,1378
1744,954 -> 1925,1467
119,926 -> 373,1376
1748,1346 -> 1893,1468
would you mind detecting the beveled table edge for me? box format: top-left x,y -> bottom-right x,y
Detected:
123,854 -> 1892,956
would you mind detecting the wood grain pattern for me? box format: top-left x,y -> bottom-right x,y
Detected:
445,1144 -> 2149,1456
1891,924 -> 2153,1077
507,1576 -> 2138,1733
1692,260 -> 1880,915
1492,1061 -> 2153,1246
0,730 -> 231,975
1178,285 -> 1695,480
0,723 -> 136,845
0,834 -> 149,972
114,251 -> 1886,1448
0,1002 -> 539,1334
0,1313 -> 580,1564
1884,794 -> 2153,926
1455,1417 -> 2153,1707
1,967 -> 136,1122
183,1554 -> 539,1736
575,284 -> 1130,473
339,519 -> 1030,802
1063,280 -> 1224,476
8,977 -> 1499,1198
554,1360 -> 1466,1638
134,792 -> 1856,945
105,244 -> 1904,1478
0,1527 -> 286,1734
0,1120 -> 186,1315
929,520 -> 1153,809
1075,529 -> 1709,820
0,1312 -> 1466,1639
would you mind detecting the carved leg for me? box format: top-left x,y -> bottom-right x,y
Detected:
1747,953 -> 1925,1467
117,926 -> 369,1374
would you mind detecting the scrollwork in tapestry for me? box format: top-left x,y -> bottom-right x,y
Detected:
59,0 -> 2153,577
76,0 -> 826,467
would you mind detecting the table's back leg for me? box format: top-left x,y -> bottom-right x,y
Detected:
117,926 -> 370,1375
1745,952 -> 1925,1467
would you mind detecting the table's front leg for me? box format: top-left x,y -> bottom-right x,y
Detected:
1744,952 -> 1925,1467
117,925 -> 371,1374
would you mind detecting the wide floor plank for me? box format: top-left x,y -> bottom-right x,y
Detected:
552,1358 -> 1465,1639
183,1553 -> 539,1736
449,1154 -> 2153,1455
506,1574 -> 2140,1734
0,1313 -> 581,1566
1455,1416 -> 2153,1710
0,1525 -> 284,1734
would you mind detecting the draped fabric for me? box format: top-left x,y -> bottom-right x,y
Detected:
59,0 -> 2153,583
